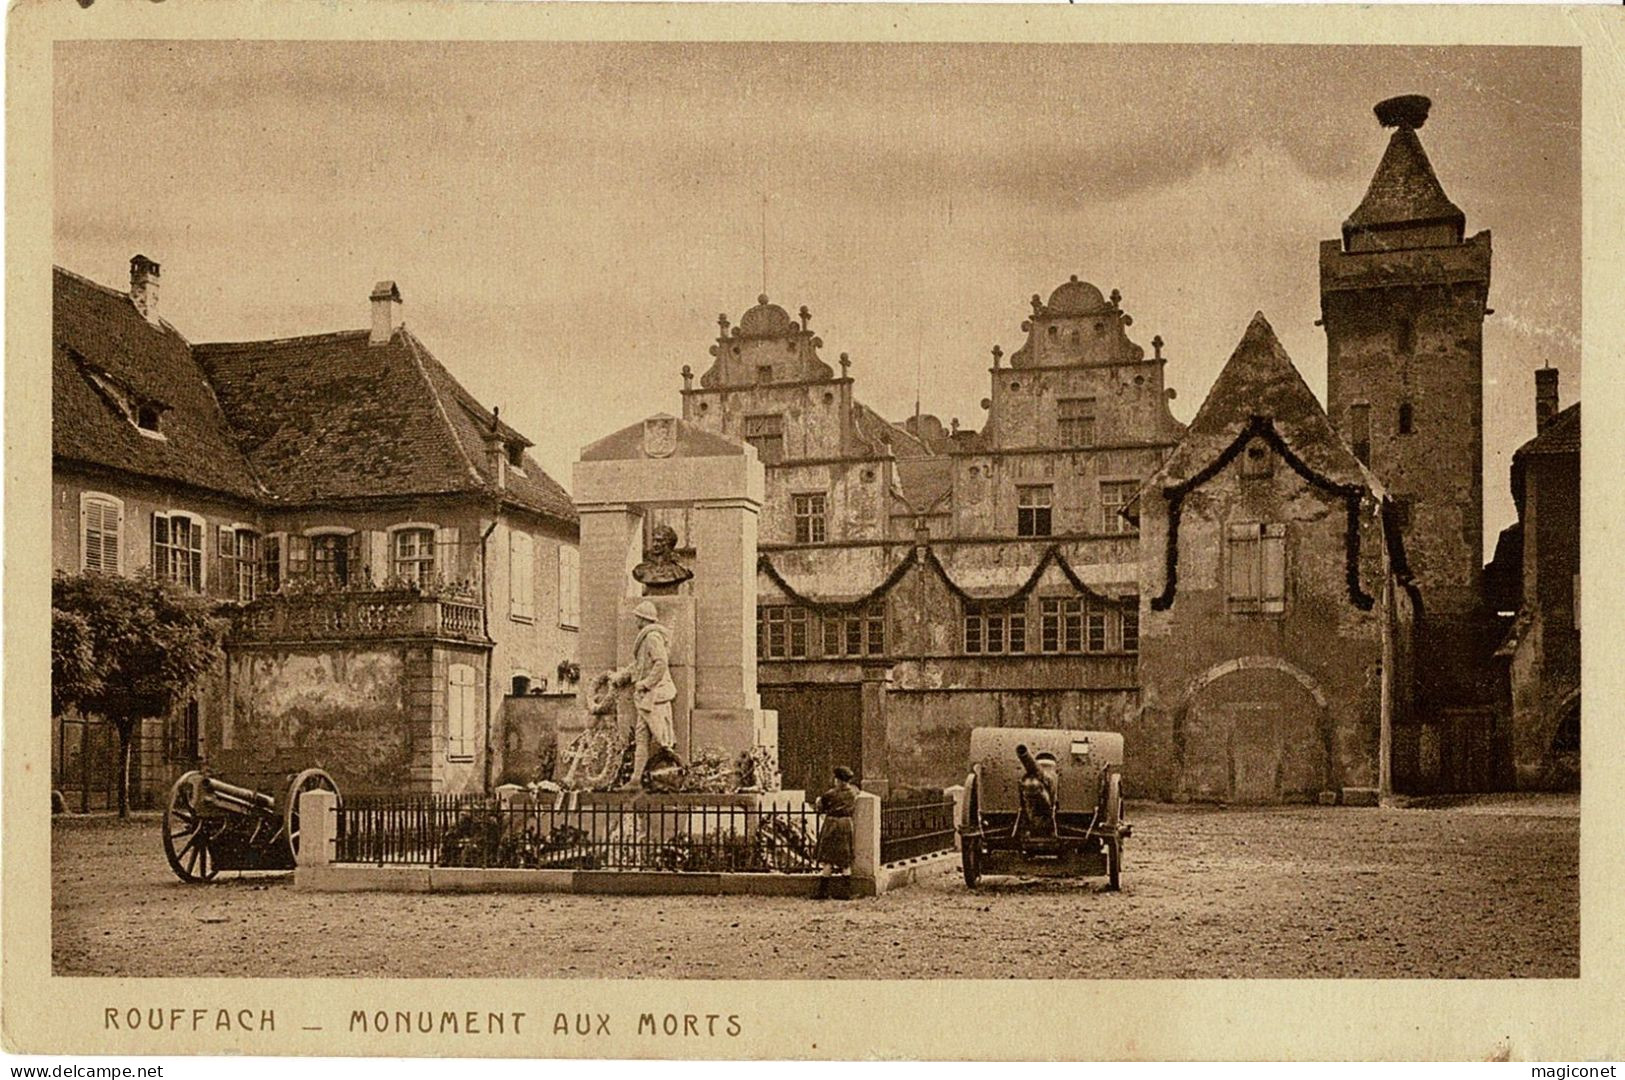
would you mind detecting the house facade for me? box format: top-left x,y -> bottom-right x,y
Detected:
1487,372 -> 1579,791
679,281 -> 1184,793
1134,314 -> 1410,803
52,260 -> 580,808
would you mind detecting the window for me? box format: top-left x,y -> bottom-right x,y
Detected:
447,663 -> 479,760
1398,402 -> 1415,435
1058,398 -> 1097,447
285,535 -> 311,581
822,607 -> 885,658
744,414 -> 785,464
1396,318 -> 1415,356
1120,605 -> 1139,653
1100,481 -> 1138,534
136,404 -> 162,433
1086,604 -> 1107,652
964,603 -> 1026,655
1391,497 -> 1413,529
506,443 -> 524,469
1349,402 -> 1372,465
1241,440 -> 1274,479
1017,485 -> 1053,537
1228,522 -> 1287,615
152,512 -> 204,591
261,534 -> 283,592
509,530 -> 535,621
393,527 -> 436,587
1040,597 -> 1084,653
558,545 -> 581,629
222,529 -> 260,602
757,365 -> 774,384
511,674 -> 532,697
757,605 -> 809,659
793,493 -> 828,544
168,699 -> 200,762
310,534 -> 352,587
79,492 -> 123,574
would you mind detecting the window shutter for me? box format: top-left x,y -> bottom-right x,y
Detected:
436,527 -> 461,586
1228,522 -> 1260,608
1261,524 -> 1287,613
558,545 -> 580,629
366,531 -> 389,586
509,530 -> 534,619
447,664 -> 478,759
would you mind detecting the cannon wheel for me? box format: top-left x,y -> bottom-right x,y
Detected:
163,771 -> 219,883
1102,771 -> 1123,891
284,768 -> 340,863
960,773 -> 982,889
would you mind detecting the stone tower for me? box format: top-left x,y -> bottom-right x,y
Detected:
1320,94 -> 1493,715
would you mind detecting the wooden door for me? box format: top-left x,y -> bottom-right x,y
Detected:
760,683 -> 863,794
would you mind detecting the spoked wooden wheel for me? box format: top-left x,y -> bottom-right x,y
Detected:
163,771 -> 220,883
1102,771 -> 1123,891
283,768 -> 340,862
960,775 -> 982,889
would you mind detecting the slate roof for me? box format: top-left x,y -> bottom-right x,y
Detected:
1146,311 -> 1380,497
52,267 -> 263,499
195,328 -> 575,524
1344,127 -> 1465,240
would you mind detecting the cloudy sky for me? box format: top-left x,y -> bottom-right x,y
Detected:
54,41 -> 1579,547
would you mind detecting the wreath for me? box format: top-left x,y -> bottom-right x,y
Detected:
584,670 -> 620,716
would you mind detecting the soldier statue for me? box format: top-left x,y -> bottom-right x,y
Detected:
610,600 -> 679,789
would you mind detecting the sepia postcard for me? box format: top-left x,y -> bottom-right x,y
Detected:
6,0 -> 1625,1061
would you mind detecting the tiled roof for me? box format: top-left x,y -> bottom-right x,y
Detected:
1516,403 -> 1579,458
1344,127 -> 1465,237
52,267 -> 262,499
1148,312 -> 1379,496
194,329 -> 576,524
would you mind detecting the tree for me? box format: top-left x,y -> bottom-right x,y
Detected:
51,572 -> 229,817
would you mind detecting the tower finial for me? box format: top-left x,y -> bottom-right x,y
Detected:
1374,94 -> 1431,130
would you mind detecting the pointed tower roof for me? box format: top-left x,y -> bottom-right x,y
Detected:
1343,95 -> 1465,244
1149,312 -> 1377,495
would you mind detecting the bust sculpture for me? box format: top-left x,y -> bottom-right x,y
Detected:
632,524 -> 693,595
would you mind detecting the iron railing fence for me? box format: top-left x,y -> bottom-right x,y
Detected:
335,794 -> 825,873
880,796 -> 957,864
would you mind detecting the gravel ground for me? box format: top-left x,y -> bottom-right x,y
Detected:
53,796 -> 1578,979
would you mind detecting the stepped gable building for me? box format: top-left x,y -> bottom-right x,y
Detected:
53,259 -> 580,809
680,282 -> 1183,793
1319,94 -> 1500,791
1487,370 -> 1579,790
1134,313 -> 1411,804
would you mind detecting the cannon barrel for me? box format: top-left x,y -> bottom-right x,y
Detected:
1016,744 -> 1043,780
204,777 -> 277,811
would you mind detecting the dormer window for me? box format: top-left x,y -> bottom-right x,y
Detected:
136,404 -> 162,432
757,365 -> 774,384
506,443 -> 524,470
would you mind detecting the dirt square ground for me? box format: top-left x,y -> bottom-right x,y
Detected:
52,795 -> 1578,979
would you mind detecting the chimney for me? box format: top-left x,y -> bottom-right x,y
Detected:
369,281 -> 402,345
130,255 -> 161,324
484,407 -> 507,491
1535,366 -> 1559,432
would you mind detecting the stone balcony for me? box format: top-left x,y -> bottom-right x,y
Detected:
231,589 -> 488,645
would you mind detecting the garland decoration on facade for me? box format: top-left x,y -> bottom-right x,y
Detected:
758,541 -> 1135,615
923,544 -> 1135,609
1150,415 -> 1376,613
755,546 -> 919,614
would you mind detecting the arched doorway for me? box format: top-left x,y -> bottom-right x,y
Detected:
1174,658 -> 1332,803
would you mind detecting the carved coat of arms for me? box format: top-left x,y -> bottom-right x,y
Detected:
642,415 -> 677,458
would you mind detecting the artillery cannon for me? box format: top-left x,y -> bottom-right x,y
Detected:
956,727 -> 1130,889
162,768 -> 340,882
